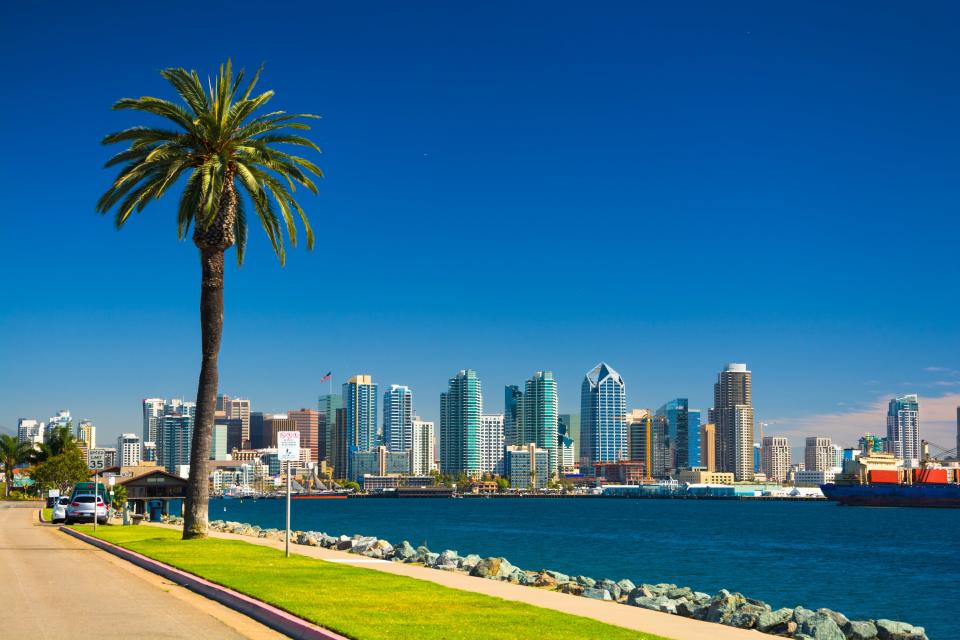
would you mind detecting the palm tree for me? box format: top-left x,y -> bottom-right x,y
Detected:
97,61 -> 322,538
0,434 -> 33,497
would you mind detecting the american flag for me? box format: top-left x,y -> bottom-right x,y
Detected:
320,371 -> 332,383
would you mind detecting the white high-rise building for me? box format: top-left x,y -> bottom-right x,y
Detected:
117,433 -> 142,467
887,394 -> 920,465
761,436 -> 791,483
46,410 -> 72,438
410,418 -> 436,476
17,419 -> 43,445
142,398 -> 165,444
383,384 -> 414,453
709,363 -> 755,481
479,414 -> 505,475
831,443 -> 843,468
805,437 -> 833,472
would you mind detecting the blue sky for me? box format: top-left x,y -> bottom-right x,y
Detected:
1,1 -> 958,452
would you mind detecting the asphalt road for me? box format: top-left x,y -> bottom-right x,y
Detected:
0,502 -> 285,639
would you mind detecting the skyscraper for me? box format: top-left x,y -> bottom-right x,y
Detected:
383,384 -> 414,453
410,417 -> 435,476
17,419 -> 42,445
343,375 -> 378,479
627,410 -> 668,478
657,398 -> 700,472
579,362 -> 627,474
117,433 -> 142,467
288,409 -> 321,463
503,385 -> 523,447
227,398 -> 251,445
440,369 -> 482,478
249,412 -> 267,449
142,398 -> 164,446
761,436 -> 790,483
522,371 -> 559,478
804,437 -> 833,472
479,414 -> 505,475
77,420 -> 96,449
158,414 -> 193,473
47,410 -> 72,438
886,394 -> 920,464
709,363 -> 755,481
700,422 -> 716,471
317,393 -> 343,463
557,415 -> 575,471
331,408 -> 348,478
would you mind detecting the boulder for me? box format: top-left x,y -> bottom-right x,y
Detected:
545,570 -> 570,584
875,619 -> 927,640
616,579 -> 636,595
470,557 -> 503,579
414,545 -> 431,562
559,583 -> 584,596
576,575 -> 596,588
627,585 -> 654,604
438,550 -> 459,566
534,572 -> 557,588
581,587 -> 612,601
704,591 -> 747,624
598,579 -> 621,600
675,599 -> 703,618
667,586 -> 693,600
797,610 -> 845,640
424,552 -> 439,566
336,538 -> 354,551
459,554 -> 482,572
728,604 -> 767,629
629,595 -> 661,611
394,541 -> 416,562
757,608 -> 794,633
818,608 -> 850,630
843,620 -> 879,640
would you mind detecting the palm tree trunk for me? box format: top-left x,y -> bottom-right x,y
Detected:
182,248 -> 225,539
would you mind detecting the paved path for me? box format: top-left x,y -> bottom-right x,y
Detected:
0,503 -> 284,640
152,522 -> 766,640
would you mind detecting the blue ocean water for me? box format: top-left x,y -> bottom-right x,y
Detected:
210,498 -> 956,638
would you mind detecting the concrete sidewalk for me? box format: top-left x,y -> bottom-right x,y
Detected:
0,503 -> 283,640
149,520 -> 765,640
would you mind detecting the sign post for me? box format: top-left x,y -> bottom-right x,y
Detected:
277,431 -> 301,558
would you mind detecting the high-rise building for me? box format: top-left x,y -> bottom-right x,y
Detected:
761,436 -> 790,483
77,420 -> 96,449
887,394 -> 920,464
383,385 -> 414,453
753,443 -> 761,473
17,419 -> 43,445
559,414 -> 580,458
657,399 -> 700,472
216,393 -> 231,413
227,398 -> 251,445
522,371 -> 559,478
804,437 -> 833,472
506,443 -> 549,489
700,422 -> 716,471
117,433 -> 142,467
249,412 -> 267,449
479,414 -> 505,475
47,410 -> 72,438
343,375 -> 379,480
956,407 -> 959,464
211,424 -> 229,460
709,363 -> 754,481
831,444 -> 843,469
317,393 -> 343,464
440,369 -> 482,478
143,441 -> 157,462
288,409 -> 320,463
158,414 -> 193,473
557,416 -> 575,471
142,398 -> 165,445
331,408 -> 348,478
858,432 -> 887,455
627,410 -> 668,478
410,417 -> 436,476
579,362 -> 627,475
503,385 -> 523,447
263,414 -> 293,449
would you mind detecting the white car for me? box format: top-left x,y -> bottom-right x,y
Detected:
51,496 -> 71,523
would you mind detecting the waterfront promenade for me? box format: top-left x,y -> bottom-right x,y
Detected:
0,502 -> 283,640
147,520 -> 764,640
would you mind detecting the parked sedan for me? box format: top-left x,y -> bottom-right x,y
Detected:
65,495 -> 107,525
51,496 -> 71,523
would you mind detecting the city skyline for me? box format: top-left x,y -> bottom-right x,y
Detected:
2,3 -> 959,457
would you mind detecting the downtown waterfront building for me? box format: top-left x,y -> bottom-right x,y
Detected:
17,419 -> 42,445
383,384 -> 414,453
479,414 -> 505,475
579,362 -> 627,475
709,363 -> 755,481
117,433 -> 142,467
158,414 -> 193,473
503,385 -> 523,447
440,369 -> 482,478
887,394 -> 920,465
142,398 -> 165,444
411,418 -> 436,475
288,409 -> 320,463
227,398 -> 251,444
699,422 -> 716,471
522,371 -> 559,478
762,436 -> 790,483
805,436 -> 833,472
77,420 -> 96,449
506,443 -> 549,490
317,393 -> 343,464
343,375 -> 379,480
656,398 -> 700,472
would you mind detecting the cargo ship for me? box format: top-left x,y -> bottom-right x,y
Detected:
821,451 -> 960,508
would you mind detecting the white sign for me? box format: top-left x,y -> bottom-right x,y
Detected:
48,489 -> 60,498
277,431 -> 301,462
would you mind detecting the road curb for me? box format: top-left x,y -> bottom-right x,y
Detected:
60,526 -> 349,640
38,509 -> 50,523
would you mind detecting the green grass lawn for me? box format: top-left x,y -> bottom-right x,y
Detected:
74,526 -> 667,640
42,508 -> 53,521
